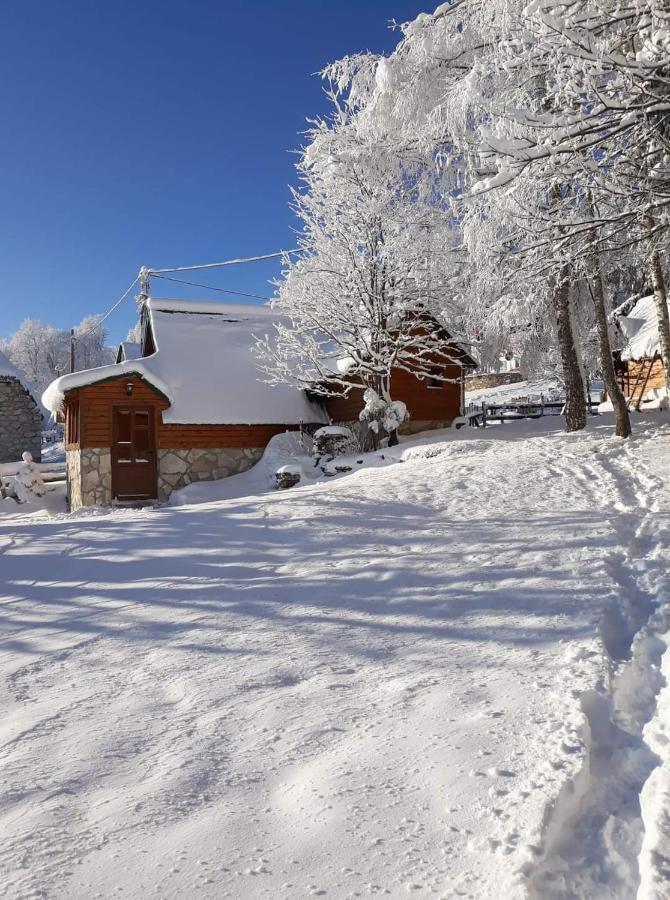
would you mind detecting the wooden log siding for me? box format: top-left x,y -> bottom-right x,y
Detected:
69,377 -> 305,449
157,424 -> 298,449
621,357 -> 666,397
325,363 -> 464,423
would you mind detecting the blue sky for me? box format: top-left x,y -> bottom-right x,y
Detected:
0,0 -> 430,345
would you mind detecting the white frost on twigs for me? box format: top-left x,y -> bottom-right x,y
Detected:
359,388 -> 409,435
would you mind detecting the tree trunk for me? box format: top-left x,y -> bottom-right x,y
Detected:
554,265 -> 587,431
590,272 -> 632,437
643,212 -> 670,384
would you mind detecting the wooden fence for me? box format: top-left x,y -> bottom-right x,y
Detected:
0,460 -> 66,483
465,397 -> 600,427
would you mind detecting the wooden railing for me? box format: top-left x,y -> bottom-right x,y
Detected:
465,397 -> 600,427
0,460 -> 66,483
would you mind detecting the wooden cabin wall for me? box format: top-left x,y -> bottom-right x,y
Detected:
325,363 -> 464,423
620,358 -> 666,397
73,377 -> 303,449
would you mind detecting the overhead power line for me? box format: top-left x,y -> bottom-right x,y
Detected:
147,248 -> 300,275
74,276 -> 139,342
151,273 -> 271,301
72,248 -> 297,346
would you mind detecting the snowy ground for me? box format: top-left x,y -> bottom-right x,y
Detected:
0,417 -> 669,899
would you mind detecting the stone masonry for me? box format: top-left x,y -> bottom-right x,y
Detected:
157,447 -> 264,502
464,371 -> 523,392
67,446 -> 264,508
67,448 -> 112,510
0,377 -> 42,464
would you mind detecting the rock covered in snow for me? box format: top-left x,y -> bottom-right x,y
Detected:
274,464 -> 302,490
313,425 -> 355,460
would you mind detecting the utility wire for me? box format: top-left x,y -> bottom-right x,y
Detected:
73,247 -> 298,342
74,276 -> 139,342
148,248 -> 299,275
151,273 -> 271,301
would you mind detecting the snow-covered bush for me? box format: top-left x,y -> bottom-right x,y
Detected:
14,452 -> 46,503
358,389 -> 408,444
0,453 -> 46,504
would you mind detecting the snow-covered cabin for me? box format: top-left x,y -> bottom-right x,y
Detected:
0,350 -> 42,463
43,299 -> 329,509
616,295 -> 667,409
42,298 -> 475,509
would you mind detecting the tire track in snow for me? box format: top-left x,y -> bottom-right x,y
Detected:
523,436 -> 669,900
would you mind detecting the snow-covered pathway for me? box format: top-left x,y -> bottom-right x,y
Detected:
0,418 -> 668,899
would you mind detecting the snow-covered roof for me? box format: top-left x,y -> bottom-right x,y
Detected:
117,341 -> 142,362
619,295 -> 664,361
42,298 -> 329,425
0,349 -> 34,397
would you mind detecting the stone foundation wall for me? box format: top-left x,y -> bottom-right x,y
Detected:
67,447 -> 112,510
0,377 -> 42,464
157,447 -> 264,501
464,371 -> 523,393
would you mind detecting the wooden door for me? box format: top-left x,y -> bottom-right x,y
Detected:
111,406 -> 157,501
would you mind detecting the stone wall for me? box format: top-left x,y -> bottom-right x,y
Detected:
156,447 -> 264,501
67,446 -> 265,508
67,447 -> 112,510
464,371 -> 523,393
0,377 -> 42,464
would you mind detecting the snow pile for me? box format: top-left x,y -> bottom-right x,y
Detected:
638,624 -> 670,900
313,425 -> 352,438
170,430 -> 317,505
640,386 -> 669,411
43,299 -> 329,426
599,386 -> 669,414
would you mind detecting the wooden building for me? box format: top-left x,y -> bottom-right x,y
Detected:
43,299 -> 475,509
616,295 -> 667,410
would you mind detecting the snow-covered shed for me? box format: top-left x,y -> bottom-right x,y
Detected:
43,299 -> 328,509
0,350 -> 42,464
616,295 -> 667,409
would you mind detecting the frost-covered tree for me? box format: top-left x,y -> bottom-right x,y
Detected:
259,99 -> 469,444
1,315 -> 114,403
0,320 -> 66,399
72,315 -> 116,372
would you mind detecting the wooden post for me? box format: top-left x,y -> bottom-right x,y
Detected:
70,329 -> 75,373
482,402 -> 487,427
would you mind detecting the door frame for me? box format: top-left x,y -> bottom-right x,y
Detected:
111,404 -> 158,501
